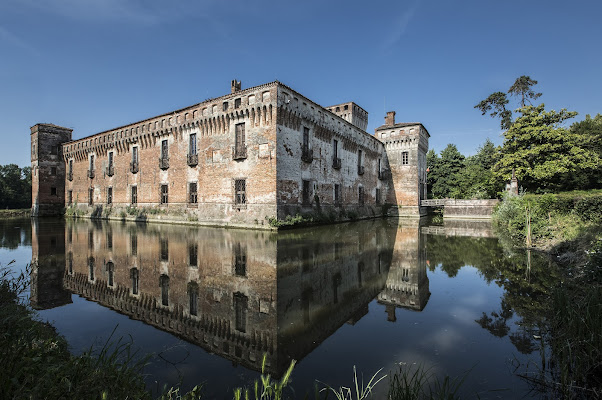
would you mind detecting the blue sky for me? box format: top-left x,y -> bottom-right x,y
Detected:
1,0 -> 601,167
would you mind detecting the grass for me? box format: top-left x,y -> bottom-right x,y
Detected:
233,354 -> 296,400
0,208 -> 30,218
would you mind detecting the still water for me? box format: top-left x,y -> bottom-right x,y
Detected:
0,218 -> 555,398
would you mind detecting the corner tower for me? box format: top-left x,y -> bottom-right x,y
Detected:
31,124 -> 73,216
375,112 -> 429,217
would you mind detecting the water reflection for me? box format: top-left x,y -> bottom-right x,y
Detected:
30,218 -> 432,376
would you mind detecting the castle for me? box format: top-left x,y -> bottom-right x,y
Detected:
31,80 -> 429,228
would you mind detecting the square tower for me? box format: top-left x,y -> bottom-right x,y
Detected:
31,124 -> 73,216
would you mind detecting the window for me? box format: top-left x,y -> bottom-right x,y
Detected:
189,182 -> 198,204
68,160 -> 73,180
402,151 -> 409,165
106,261 -> 114,287
234,292 -> 248,332
344,105 -> 349,110
160,184 -> 168,204
189,133 -> 197,155
189,284 -> 198,316
303,127 -> 309,148
223,101 -> 228,111
90,155 -> 95,171
88,187 -> 94,206
68,190 -> 73,205
357,149 -> 364,175
108,151 -> 114,167
358,186 -> 364,206
107,187 -> 112,205
234,98 -> 241,109
131,186 -> 137,205
302,180 -> 311,205
233,123 -> 246,159
234,179 -> 246,205
334,184 -> 341,205
131,234 -> 137,256
51,166 -> 57,176
160,275 -> 169,306
51,145 -> 58,155
376,188 -> 381,204
88,257 -> 95,281
189,243 -> 198,267
131,268 -> 139,295
332,139 -> 341,169
161,140 -> 168,159
234,243 -> 246,276
160,238 -> 168,261
51,187 -> 57,196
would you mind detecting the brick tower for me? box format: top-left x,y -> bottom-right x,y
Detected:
31,124 -> 73,216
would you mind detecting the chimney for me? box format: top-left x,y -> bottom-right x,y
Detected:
231,79 -> 241,93
385,111 -> 396,126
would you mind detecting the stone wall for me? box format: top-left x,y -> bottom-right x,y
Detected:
442,199 -> 499,219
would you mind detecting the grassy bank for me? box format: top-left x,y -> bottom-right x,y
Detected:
492,192 -> 602,398
0,208 -> 30,218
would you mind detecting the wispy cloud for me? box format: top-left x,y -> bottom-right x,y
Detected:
0,25 -> 38,55
381,1 -> 421,50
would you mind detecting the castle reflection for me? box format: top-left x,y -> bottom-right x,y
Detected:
30,218 -> 430,376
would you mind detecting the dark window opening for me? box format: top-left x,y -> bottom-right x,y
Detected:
68,190 -> 73,205
234,292 -> 248,332
189,286 -> 198,316
161,140 -> 169,159
160,184 -> 168,205
107,231 -> 112,249
189,182 -> 198,204
358,186 -> 364,206
88,257 -> 95,281
131,268 -> 139,295
234,98 -> 241,109
160,275 -> 169,306
106,261 -> 114,287
189,243 -> 198,267
376,188 -> 381,204
402,151 -> 409,165
131,186 -> 137,205
234,243 -> 246,276
235,179 -> 246,205
51,187 -> 57,196
189,133 -> 197,155
107,187 -> 112,205
88,187 -> 94,206
334,184 -> 341,205
223,102 -> 229,111
160,238 -> 168,261
233,123 -> 246,159
51,166 -> 57,176
131,234 -> 137,256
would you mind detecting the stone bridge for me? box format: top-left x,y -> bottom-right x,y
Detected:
420,199 -> 499,219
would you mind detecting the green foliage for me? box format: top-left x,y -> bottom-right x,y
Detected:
320,366 -> 386,400
454,139 -> 501,199
569,113 -> 602,189
493,104 -> 600,192
233,354 -> 296,400
0,164 -> 31,209
387,363 -> 468,400
427,144 -> 465,199
508,76 -> 542,107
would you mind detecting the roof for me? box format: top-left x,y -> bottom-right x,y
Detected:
375,122 -> 430,137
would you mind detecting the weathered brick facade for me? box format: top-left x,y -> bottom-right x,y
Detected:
31,81 -> 429,228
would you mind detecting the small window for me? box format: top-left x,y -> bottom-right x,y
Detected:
106,261 -> 114,287
334,184 -> 341,205
234,98 -> 241,109
89,155 -> 95,171
160,238 -> 169,261
189,243 -> 198,267
50,187 -> 57,196
302,180 -> 311,205
189,182 -> 198,204
161,140 -> 168,159
107,187 -> 112,205
402,151 -> 409,165
160,184 -> 168,204
50,166 -> 57,176
131,186 -> 137,205
235,179 -> 246,205
189,284 -> 198,316
68,190 -> 73,205
189,133 -> 197,155
88,187 -> 94,206
223,101 -> 229,111
131,268 -> 139,295
131,234 -> 137,256
358,186 -> 364,206
376,188 -> 381,204
344,105 -> 349,110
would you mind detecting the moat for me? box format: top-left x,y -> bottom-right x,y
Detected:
0,217 -> 555,399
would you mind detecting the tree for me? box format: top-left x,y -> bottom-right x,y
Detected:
429,144 -> 465,198
455,139 -> 502,198
0,164 -> 31,209
569,114 -> 602,188
508,76 -> 542,107
493,105 -> 600,192
475,76 -> 541,130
